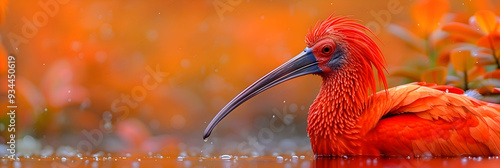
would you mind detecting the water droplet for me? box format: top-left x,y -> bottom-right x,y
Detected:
158,12 -> 161,14
126,153 -> 131,157
177,156 -> 184,161
61,157 -> 67,162
138,158 -> 141,161
276,156 -> 283,162
272,115 -> 275,118
292,156 -> 298,160
92,152 -> 104,157
204,139 -> 208,142
44,108 -> 48,112
220,155 -> 232,159
68,90 -> 71,93
300,156 -> 305,159
43,63 -> 45,66
283,100 -> 286,103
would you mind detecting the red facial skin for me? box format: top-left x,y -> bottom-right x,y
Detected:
310,38 -> 336,74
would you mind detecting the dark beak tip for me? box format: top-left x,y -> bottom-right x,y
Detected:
203,126 -> 212,140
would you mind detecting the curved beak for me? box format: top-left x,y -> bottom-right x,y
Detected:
203,47 -> 322,139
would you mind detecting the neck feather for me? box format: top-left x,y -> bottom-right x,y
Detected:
307,65 -> 370,137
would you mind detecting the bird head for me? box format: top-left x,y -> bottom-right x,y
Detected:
203,14 -> 387,139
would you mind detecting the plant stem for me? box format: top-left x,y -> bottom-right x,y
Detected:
464,69 -> 468,91
426,38 -> 436,68
492,46 -> 500,69
489,36 -> 500,69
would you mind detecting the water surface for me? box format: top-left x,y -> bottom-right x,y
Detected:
3,155 -> 500,167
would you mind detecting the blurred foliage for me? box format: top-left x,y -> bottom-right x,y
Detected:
389,0 -> 500,103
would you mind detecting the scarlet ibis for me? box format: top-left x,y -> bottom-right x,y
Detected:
203,14 -> 500,156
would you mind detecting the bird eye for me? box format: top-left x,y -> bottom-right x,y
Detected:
322,45 -> 333,54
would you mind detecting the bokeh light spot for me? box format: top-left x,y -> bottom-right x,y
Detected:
171,114 -> 186,130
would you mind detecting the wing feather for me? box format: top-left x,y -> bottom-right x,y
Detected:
361,82 -> 500,156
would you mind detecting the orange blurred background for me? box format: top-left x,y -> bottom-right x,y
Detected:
0,0 -> 498,157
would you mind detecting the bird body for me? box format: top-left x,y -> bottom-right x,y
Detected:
309,82 -> 500,156
204,13 -> 500,156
